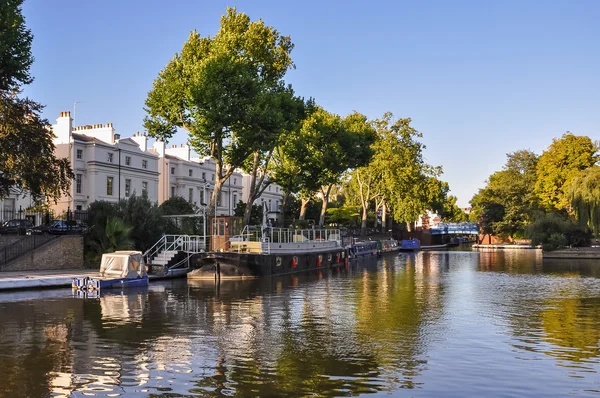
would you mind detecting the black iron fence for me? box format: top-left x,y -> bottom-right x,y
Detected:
0,208 -> 88,226
0,235 -> 59,268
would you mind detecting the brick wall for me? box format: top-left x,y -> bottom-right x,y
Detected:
0,236 -> 26,249
2,235 -> 84,271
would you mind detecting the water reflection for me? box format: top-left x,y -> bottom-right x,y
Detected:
0,252 -> 600,396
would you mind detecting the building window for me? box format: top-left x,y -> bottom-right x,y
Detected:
125,179 -> 131,197
202,172 -> 206,180
75,174 -> 82,194
107,153 -> 113,163
189,169 -> 193,177
125,156 -> 131,166
76,205 -> 82,211
276,187 -> 279,193
234,178 -> 237,185
171,186 -> 176,198
171,167 -> 175,175
107,177 -> 113,195
217,191 -> 222,206
76,149 -> 83,159
268,186 -> 271,192
268,199 -> 272,211
142,160 -> 148,169
233,194 -> 237,206
200,190 -> 204,205
142,181 -> 148,195
211,174 -> 215,181
189,188 -> 193,203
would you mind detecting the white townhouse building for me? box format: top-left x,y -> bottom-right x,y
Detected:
0,190 -> 35,222
150,141 -> 244,216
52,111 -> 159,214
241,174 -> 284,215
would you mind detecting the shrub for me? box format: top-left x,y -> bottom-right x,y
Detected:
525,213 -> 591,250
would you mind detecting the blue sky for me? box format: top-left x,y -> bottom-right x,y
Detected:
22,0 -> 600,207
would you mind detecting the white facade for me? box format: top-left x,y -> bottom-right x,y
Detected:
241,174 -> 284,214
151,142 -> 244,216
52,112 -> 159,213
0,191 -> 35,222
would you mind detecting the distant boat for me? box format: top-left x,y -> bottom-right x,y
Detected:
421,244 -> 449,251
348,240 -> 378,259
378,239 -> 401,254
399,239 -> 421,252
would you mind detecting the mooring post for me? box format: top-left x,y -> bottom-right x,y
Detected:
215,260 -> 220,281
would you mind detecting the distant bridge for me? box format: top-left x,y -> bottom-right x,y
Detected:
429,222 -> 479,235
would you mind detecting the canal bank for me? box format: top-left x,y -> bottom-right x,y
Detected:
543,247 -> 600,259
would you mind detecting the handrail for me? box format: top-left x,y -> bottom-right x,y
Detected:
143,234 -> 206,265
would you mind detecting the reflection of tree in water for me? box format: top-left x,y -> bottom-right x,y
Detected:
189,274 -> 385,397
354,253 -> 446,390
504,276 -> 600,368
0,299 -> 80,398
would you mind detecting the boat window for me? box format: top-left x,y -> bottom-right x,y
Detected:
101,255 -> 126,276
219,220 -> 225,236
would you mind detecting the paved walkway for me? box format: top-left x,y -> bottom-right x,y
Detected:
0,269 -> 98,291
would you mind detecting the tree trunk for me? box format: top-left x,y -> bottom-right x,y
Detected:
382,202 -> 387,233
299,198 -> 309,220
318,185 -> 333,227
406,221 -> 413,232
243,201 -> 253,226
279,191 -> 290,226
361,206 -> 368,237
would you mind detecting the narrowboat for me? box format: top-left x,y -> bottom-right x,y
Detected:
398,239 -> 421,252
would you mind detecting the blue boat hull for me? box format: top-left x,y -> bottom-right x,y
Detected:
97,277 -> 148,289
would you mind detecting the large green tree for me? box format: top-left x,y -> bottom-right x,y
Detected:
144,7 -> 295,216
535,133 -> 599,212
278,108 -> 376,226
470,150 -> 539,238
239,89 -> 307,226
0,0 -> 73,201
567,166 -> 600,235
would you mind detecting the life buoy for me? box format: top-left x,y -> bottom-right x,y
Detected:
327,253 -> 332,262
276,257 -> 282,267
292,257 -> 297,269
317,255 -> 322,267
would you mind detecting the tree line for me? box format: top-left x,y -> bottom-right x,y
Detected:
144,7 -> 463,232
470,132 -> 600,249
1,3 -> 463,237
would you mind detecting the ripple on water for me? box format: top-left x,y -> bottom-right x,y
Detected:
0,254 -> 600,396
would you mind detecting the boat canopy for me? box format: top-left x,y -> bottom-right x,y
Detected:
99,251 -> 147,279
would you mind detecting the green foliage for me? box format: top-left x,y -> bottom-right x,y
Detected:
233,201 -> 263,225
439,195 -> 468,222
470,150 -> 539,238
525,213 -> 590,250
85,217 -> 134,265
535,133 -> 599,211
87,194 -> 165,253
0,0 -> 32,91
0,0 -> 73,201
567,166 -> 600,235
160,196 -> 203,235
144,7 -> 295,214
326,205 -> 361,227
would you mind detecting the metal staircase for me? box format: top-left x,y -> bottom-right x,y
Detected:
144,235 -> 206,277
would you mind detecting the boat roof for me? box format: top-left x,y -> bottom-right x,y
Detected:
109,251 -> 143,256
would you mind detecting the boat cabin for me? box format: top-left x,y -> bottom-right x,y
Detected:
100,251 -> 147,279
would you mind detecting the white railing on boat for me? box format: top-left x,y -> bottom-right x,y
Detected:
229,226 -> 342,254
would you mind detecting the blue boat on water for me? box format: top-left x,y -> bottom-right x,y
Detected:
399,239 -> 421,252
72,251 -> 148,292
347,241 -> 379,259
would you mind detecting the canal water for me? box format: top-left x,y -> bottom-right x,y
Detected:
1,250 -> 600,397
